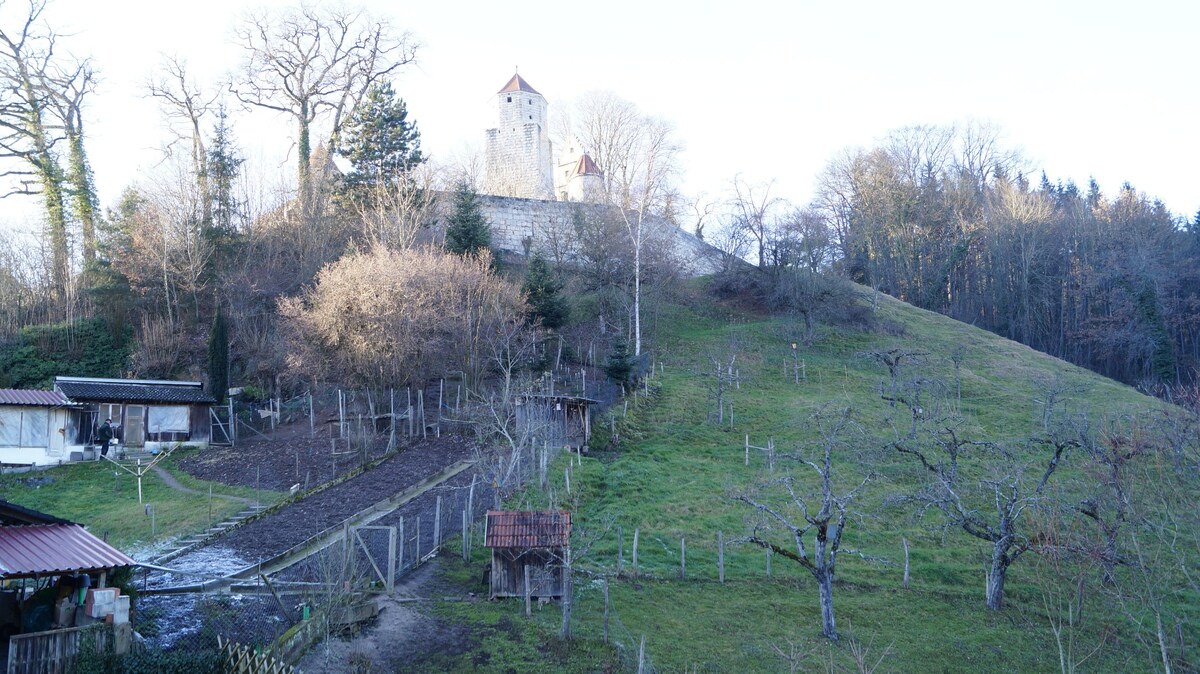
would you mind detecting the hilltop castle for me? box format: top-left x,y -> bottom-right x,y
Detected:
483,73 -> 605,203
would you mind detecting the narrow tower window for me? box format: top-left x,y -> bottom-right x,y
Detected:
507,96 -> 512,102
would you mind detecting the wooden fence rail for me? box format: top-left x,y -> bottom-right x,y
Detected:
6,623 -> 111,674
218,636 -> 296,674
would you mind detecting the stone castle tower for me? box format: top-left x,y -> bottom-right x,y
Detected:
484,72 -> 605,203
483,73 -> 555,200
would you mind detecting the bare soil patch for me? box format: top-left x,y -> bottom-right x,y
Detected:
190,434 -> 477,562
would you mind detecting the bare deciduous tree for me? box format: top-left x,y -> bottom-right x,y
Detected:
148,55 -> 218,227
231,4 -> 416,205
737,407 -> 872,640
894,420 -> 1077,610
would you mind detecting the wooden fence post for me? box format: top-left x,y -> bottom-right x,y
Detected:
603,578 -> 610,644
632,528 -> 639,579
617,526 -> 623,576
434,496 -> 442,548
398,517 -> 405,573
638,635 -> 646,674
766,549 -> 771,578
903,537 -> 910,589
680,538 -> 686,580
524,565 -> 532,618
718,530 -> 725,583
744,434 -> 749,466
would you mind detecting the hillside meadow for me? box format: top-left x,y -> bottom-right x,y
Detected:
414,283 -> 1198,673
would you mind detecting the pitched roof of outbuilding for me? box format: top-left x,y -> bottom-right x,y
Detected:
0,389 -> 72,407
0,499 -> 74,526
485,510 -> 571,548
0,524 -> 137,579
498,73 -> 541,96
571,154 -> 603,178
54,377 -> 215,405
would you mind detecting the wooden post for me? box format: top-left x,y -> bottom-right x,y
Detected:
718,530 -> 725,583
524,565 -> 532,618
462,509 -> 469,562
309,393 -> 314,438
434,495 -> 442,548
766,549 -> 771,577
638,635 -> 646,674
680,538 -> 686,580
617,525 -> 623,576
744,434 -> 749,466
632,528 -> 639,578
208,486 -> 212,526
902,537 -> 910,589
602,578 -> 610,644
338,389 -> 345,439
398,517 -> 405,573
387,526 -> 396,593
229,398 -> 236,445
565,466 -> 571,496
416,516 -> 421,564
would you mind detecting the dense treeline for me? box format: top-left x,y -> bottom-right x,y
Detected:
807,123 -> 1199,387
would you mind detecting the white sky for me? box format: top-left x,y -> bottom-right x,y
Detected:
1,0 -> 1197,235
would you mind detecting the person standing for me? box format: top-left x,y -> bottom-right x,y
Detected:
96,418 -> 114,460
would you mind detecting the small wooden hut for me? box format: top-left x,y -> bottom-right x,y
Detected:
515,395 -> 595,450
485,510 -> 571,600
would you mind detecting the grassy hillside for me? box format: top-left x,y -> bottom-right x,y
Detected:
421,283 -> 1198,673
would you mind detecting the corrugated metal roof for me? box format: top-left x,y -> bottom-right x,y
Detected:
485,510 -> 571,548
55,377 -> 214,404
498,73 -> 540,95
0,524 -> 136,578
0,389 -> 71,407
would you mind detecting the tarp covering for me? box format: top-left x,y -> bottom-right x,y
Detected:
0,408 -> 46,447
21,408 -> 47,447
148,405 -> 189,433
0,408 -> 19,446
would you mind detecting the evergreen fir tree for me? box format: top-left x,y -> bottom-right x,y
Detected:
207,304 -> 229,404
603,334 -> 634,388
521,253 -> 569,330
208,105 -> 245,238
444,182 -> 492,257
337,82 -> 423,202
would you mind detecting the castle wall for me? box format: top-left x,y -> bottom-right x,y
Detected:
472,194 -> 722,277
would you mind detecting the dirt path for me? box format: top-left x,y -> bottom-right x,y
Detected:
297,561 -> 477,673
150,466 -> 254,504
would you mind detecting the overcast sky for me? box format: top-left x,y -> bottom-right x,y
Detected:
1,0 -> 1196,235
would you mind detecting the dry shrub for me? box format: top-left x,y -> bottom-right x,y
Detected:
280,245 -> 526,388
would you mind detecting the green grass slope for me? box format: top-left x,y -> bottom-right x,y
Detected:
424,283 -> 1198,673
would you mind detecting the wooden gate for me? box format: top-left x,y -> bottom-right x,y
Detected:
349,525 -> 397,593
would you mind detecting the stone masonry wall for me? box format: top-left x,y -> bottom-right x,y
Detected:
473,194 -> 722,277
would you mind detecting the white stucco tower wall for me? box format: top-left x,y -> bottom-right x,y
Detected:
484,73 -> 555,200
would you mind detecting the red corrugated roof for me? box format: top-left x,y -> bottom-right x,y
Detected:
0,524 -> 136,578
485,510 -> 571,548
0,389 -> 71,407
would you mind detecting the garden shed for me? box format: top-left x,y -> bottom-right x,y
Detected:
0,389 -> 79,467
53,376 -> 215,453
515,395 -> 595,450
485,510 -> 571,600
0,500 -> 137,668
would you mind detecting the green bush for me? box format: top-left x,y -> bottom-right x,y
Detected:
0,317 -> 130,389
